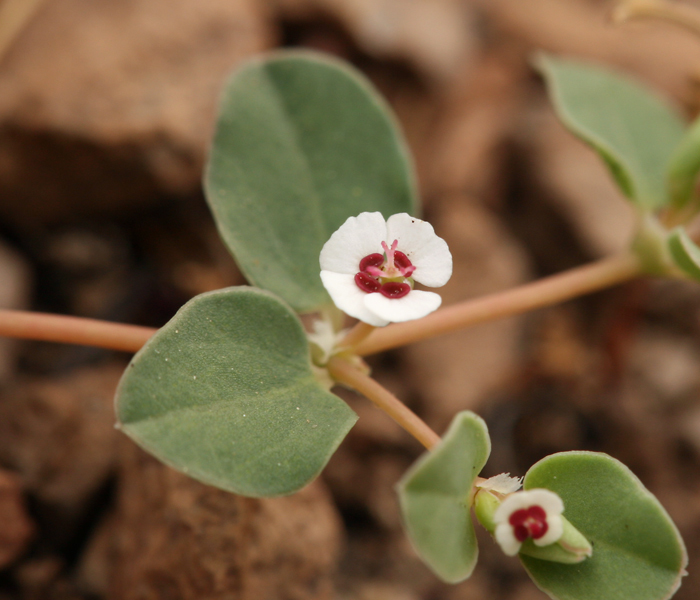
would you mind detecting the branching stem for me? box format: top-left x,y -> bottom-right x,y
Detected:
354,253 -> 642,356
613,0 -> 700,36
327,355 -> 441,449
0,310 -> 155,353
0,254 -> 642,362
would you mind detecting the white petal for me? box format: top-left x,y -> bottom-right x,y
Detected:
320,212 -> 387,274
495,523 -> 522,556
320,271 -> 389,327
494,489 -> 563,525
535,515 -> 564,547
364,290 -> 442,323
386,213 -> 452,287
525,489 -> 564,516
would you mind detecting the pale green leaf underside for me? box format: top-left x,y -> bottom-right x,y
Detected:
537,54 -> 685,210
522,452 -> 687,600
205,50 -> 418,313
398,411 -> 491,583
115,287 -> 357,497
668,227 -> 700,281
668,115 -> 700,210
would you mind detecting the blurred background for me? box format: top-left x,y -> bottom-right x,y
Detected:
0,0 -> 700,598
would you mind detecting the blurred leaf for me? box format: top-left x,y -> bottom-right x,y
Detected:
115,287 -> 357,497
205,51 -> 418,313
522,452 -> 687,600
397,411 -> 491,583
668,115 -> 700,210
668,226 -> 700,280
537,54 -> 685,210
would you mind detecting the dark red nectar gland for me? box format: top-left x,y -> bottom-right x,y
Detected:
379,282 -> 410,298
355,242 -> 415,298
509,506 -> 548,542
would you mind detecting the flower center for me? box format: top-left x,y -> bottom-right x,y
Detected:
509,505 -> 549,542
354,240 -> 415,298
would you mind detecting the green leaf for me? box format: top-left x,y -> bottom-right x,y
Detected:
397,411 -> 491,583
115,287 -> 357,497
668,114 -> 700,211
205,51 -> 418,313
537,54 -> 685,210
522,452 -> 687,600
668,226 -> 700,280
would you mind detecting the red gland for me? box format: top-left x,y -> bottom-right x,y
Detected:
355,249 -> 414,296
355,272 -> 381,293
394,251 -> 412,270
509,506 -> 548,542
379,282 -> 411,298
359,253 -> 384,271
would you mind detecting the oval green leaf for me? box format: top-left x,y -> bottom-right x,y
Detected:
522,451 -> 687,600
115,287 -> 358,497
668,226 -> 700,281
668,115 -> 700,210
537,54 -> 685,211
397,411 -> 491,583
205,51 -> 418,313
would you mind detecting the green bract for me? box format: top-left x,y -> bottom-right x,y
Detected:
397,411 -> 491,583
205,51 -> 418,314
115,287 -> 357,497
522,452 -> 687,600
668,114 -> 700,211
537,54 -> 685,211
668,226 -> 700,281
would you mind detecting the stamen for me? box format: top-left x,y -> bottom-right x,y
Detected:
379,282 -> 411,298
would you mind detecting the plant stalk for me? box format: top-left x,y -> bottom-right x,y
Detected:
327,355 -> 441,450
355,253 -> 642,356
0,309 -> 155,353
613,0 -> 700,36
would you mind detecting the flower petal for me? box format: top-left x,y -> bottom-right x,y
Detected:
386,213 -> 452,287
320,271 -> 389,327
495,523 -> 522,556
320,212 -> 387,274
363,289 -> 442,323
494,489 -> 564,525
535,514 -> 564,547
525,489 -> 564,516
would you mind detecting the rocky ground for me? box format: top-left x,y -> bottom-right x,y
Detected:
1,0 -> 700,598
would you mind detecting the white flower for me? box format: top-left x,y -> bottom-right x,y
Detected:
493,489 -> 565,556
320,212 -> 452,326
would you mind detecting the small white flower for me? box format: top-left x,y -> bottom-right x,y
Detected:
320,212 -> 452,326
493,489 -> 565,556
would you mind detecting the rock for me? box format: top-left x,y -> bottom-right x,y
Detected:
629,329 -> 700,404
0,469 -> 34,568
425,48 -> 527,200
401,201 -> 530,430
476,0 -> 700,106
271,0 -> 479,84
0,362 -> 124,545
0,0 -> 274,227
520,106 -> 636,258
110,442 -> 343,600
0,239 -> 32,383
